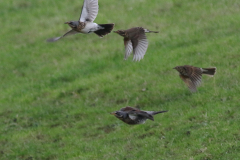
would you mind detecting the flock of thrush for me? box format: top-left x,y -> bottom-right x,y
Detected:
47,0 -> 217,125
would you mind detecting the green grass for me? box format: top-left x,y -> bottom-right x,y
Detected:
1,0 -> 240,159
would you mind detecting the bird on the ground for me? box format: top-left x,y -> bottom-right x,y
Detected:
47,0 -> 114,42
111,106 -> 167,125
114,27 -> 158,61
173,65 -> 217,92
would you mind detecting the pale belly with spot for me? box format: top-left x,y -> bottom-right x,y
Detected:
80,23 -> 100,34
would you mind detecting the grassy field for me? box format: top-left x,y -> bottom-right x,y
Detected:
1,0 -> 240,159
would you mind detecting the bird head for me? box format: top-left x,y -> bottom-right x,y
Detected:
173,66 -> 187,75
111,111 -> 122,118
114,30 -> 126,37
111,111 -> 128,120
173,66 -> 181,71
64,21 -> 78,28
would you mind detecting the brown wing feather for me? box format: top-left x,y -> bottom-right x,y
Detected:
124,27 -> 148,61
187,66 -> 202,87
120,107 -> 140,112
180,75 -> 197,92
131,28 -> 148,61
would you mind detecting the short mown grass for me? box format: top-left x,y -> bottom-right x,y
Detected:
1,0 -> 240,159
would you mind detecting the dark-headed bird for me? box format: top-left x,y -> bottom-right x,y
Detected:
173,65 -> 217,92
114,27 -> 158,61
111,106 -> 167,125
47,0 -> 114,42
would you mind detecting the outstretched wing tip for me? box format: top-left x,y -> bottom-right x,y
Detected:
79,0 -> 99,22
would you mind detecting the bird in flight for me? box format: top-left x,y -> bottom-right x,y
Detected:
173,65 -> 217,92
111,106 -> 167,125
114,27 -> 158,61
47,0 -> 114,42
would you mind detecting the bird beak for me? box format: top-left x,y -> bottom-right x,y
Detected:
64,22 -> 69,24
110,112 -> 116,115
113,31 -> 117,33
173,67 -> 176,69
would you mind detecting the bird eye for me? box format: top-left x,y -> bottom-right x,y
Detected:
116,112 -> 123,117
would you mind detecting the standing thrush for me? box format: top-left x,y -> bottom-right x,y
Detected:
173,65 -> 217,92
114,27 -> 158,61
47,0 -> 114,42
111,106 -> 167,125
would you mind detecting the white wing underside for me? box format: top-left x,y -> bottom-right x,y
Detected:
80,0 -> 99,22
124,40 -> 133,60
133,38 -> 148,61
145,111 -> 155,115
129,114 -> 137,120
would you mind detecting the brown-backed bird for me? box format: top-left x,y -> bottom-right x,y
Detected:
114,27 -> 158,61
173,65 -> 217,92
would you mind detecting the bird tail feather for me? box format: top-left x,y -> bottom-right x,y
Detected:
152,111 -> 168,115
202,67 -> 216,76
144,29 -> 159,33
94,23 -> 115,37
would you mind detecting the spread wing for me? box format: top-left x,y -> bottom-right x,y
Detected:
180,75 -> 197,92
121,107 -> 154,121
46,30 -> 79,42
79,0 -> 99,22
131,28 -> 148,61
128,111 -> 153,121
120,107 -> 139,112
124,38 -> 133,60
188,67 -> 202,87
135,111 -> 154,121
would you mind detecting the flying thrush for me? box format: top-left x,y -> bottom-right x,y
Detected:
114,27 -> 158,61
47,0 -> 114,42
111,106 -> 167,125
173,65 -> 217,92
